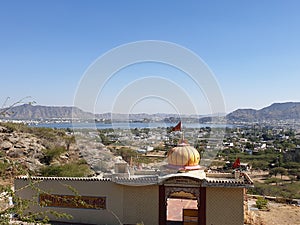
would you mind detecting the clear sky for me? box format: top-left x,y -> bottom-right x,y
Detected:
1,0 -> 300,115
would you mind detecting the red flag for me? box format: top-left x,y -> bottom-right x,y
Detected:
232,157 -> 240,169
172,121 -> 181,131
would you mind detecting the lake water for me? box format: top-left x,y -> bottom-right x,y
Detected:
30,121 -> 232,129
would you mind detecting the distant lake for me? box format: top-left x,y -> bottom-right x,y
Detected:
30,122 -> 233,129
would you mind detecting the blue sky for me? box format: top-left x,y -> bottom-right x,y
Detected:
1,1 -> 300,114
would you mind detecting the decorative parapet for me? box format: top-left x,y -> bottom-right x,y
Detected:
203,171 -> 254,188
202,178 -> 247,187
112,175 -> 159,186
15,176 -> 111,182
15,171 -> 254,188
206,172 -> 234,178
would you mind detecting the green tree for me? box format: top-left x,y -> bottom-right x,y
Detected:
117,147 -> 137,162
270,167 -> 287,179
245,142 -> 254,149
264,177 -> 281,186
64,135 -> 75,151
284,162 -> 300,172
252,160 -> 269,170
98,132 -> 113,145
277,167 -> 288,179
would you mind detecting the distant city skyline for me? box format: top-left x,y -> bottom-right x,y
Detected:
1,1 -> 300,114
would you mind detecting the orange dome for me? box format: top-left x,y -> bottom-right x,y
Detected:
167,142 -> 200,170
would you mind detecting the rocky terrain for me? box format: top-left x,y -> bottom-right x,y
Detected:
0,123 -> 89,186
0,122 -> 129,187
0,125 -> 45,172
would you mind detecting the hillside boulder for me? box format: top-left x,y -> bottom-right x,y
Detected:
0,141 -> 13,150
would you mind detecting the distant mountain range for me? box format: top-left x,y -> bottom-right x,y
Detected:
0,104 -> 196,121
0,104 -> 93,120
226,102 -> 300,122
1,102 -> 300,123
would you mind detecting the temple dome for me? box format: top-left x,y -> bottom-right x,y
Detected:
167,141 -> 200,171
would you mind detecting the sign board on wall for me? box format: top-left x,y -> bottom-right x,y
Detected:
39,194 -> 106,210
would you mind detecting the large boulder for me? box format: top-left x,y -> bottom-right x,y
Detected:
0,141 -> 13,150
7,148 -> 24,158
7,135 -> 19,144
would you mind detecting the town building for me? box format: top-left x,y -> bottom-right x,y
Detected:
14,140 -> 253,225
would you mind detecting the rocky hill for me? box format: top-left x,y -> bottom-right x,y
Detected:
0,122 -> 126,186
1,104 -> 93,120
0,125 -> 45,174
0,123 -> 94,185
227,102 -> 300,122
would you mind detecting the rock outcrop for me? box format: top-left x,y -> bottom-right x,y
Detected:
0,125 -> 45,172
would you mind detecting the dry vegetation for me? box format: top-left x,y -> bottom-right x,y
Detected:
246,197 -> 300,225
0,122 -> 93,187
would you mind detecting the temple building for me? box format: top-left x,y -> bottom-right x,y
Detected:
15,140 -> 253,225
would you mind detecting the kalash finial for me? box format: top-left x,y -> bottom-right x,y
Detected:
178,131 -> 188,146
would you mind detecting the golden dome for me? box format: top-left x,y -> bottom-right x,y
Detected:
167,142 -> 200,170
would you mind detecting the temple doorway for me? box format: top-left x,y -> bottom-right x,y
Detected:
166,191 -> 198,224
159,176 -> 206,225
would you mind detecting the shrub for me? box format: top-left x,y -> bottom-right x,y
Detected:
39,162 -> 91,177
116,147 -> 137,162
256,197 -> 268,210
40,146 -> 66,165
0,160 -> 10,177
39,165 -> 63,176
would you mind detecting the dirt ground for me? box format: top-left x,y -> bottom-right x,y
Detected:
247,171 -> 300,225
257,202 -> 300,225
247,197 -> 300,225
